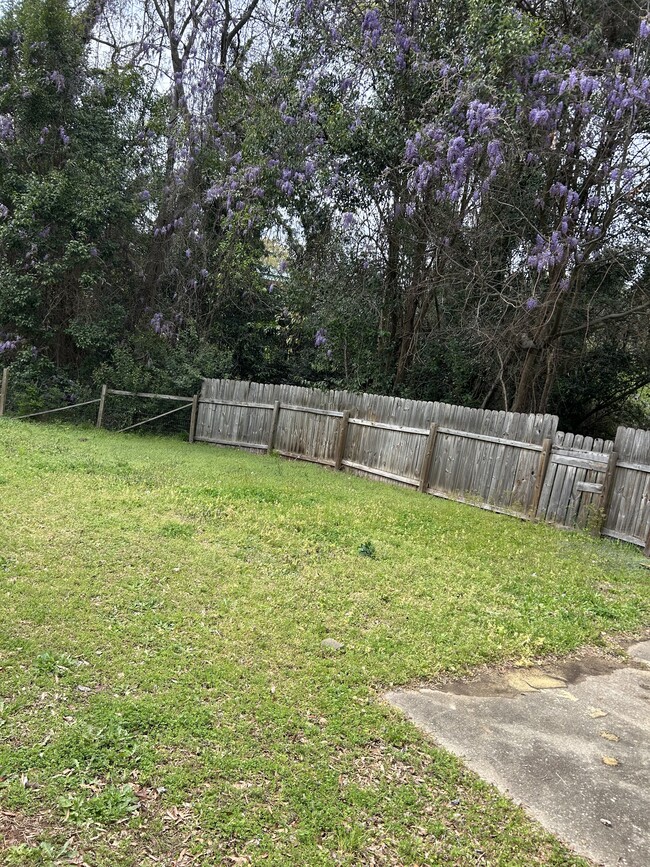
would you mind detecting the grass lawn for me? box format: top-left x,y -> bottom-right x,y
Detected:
1,421 -> 648,866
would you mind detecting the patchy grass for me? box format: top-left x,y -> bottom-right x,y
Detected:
0,420 -> 648,866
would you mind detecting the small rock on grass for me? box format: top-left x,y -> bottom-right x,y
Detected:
321,638 -> 344,651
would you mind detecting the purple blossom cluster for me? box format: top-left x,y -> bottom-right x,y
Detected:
314,328 -> 328,347
526,227 -> 578,273
150,312 -> 175,338
0,114 -> 14,140
394,20 -> 419,70
466,101 -> 499,135
405,105 -> 505,205
361,9 -> 382,49
46,70 -> 65,92
0,334 -> 21,353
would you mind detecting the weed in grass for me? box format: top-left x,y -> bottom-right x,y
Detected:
4,841 -> 69,866
33,652 -> 78,677
358,540 -> 376,558
58,784 -> 139,825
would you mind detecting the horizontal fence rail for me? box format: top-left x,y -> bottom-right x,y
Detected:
14,398 -> 101,420
105,389 -> 194,402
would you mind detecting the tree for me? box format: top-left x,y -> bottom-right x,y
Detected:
0,0 -> 146,373
242,0 -> 650,418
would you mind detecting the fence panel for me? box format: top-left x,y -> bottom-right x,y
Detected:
536,432 -> 614,528
197,378 -> 559,515
604,427 -> 650,548
425,405 -> 556,515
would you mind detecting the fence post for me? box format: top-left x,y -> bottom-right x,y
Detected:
96,384 -> 107,429
644,524 -> 650,558
418,423 -> 439,493
188,394 -> 199,443
530,437 -> 552,518
594,450 -> 618,537
334,410 -> 350,470
0,367 -> 7,417
267,400 -> 281,454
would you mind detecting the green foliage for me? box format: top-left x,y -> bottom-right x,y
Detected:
0,0 -> 648,434
0,0 -> 146,374
4,839 -> 75,865
58,785 -> 139,825
2,348 -> 93,416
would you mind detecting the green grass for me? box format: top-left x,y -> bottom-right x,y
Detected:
0,421 -> 648,866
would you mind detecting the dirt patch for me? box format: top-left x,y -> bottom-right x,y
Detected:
0,807 -> 65,850
405,631 -> 650,700
0,801 -> 206,865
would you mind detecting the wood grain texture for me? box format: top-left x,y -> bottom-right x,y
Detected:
0,367 -> 7,417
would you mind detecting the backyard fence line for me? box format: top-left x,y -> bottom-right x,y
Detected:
2,367 -> 649,555
195,377 -> 650,556
0,371 -> 199,440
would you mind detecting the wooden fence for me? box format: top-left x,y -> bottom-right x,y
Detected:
195,378 -> 650,555
2,366 -> 648,554
605,427 -> 650,548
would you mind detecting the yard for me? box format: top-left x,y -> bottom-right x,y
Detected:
0,421 -> 648,866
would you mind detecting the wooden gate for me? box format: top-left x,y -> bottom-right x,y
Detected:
536,433 -> 616,530
603,427 -> 650,551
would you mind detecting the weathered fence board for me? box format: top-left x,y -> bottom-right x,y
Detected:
604,427 -> 650,548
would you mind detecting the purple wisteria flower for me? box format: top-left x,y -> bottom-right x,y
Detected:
47,70 -> 65,92
487,140 -> 503,169
314,328 -> 327,347
405,138 -> 419,162
524,297 -> 539,311
466,101 -> 500,135
529,106 -> 551,127
0,335 -> 21,352
361,9 -> 382,48
150,313 -> 174,337
0,114 -> 14,140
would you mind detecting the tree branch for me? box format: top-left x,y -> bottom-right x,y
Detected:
555,300 -> 650,339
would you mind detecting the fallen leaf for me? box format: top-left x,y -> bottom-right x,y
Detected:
589,708 -> 608,719
602,756 -> 619,766
600,731 -> 620,742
